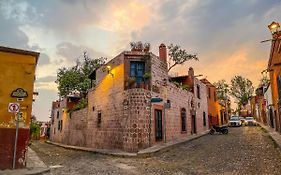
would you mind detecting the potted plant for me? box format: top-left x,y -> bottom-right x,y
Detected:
143,72 -> 151,81
127,77 -> 136,88
143,72 -> 151,89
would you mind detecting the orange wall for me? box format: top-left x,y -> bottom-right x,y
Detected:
268,32 -> 281,131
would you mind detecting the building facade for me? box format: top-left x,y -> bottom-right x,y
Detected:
200,79 -> 220,127
264,84 -> 275,128
50,44 -> 209,152
0,46 -> 39,169
267,30 -> 281,132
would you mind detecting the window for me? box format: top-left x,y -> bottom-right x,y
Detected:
208,88 -> 211,99
57,111 -> 59,119
203,112 -> 206,126
277,76 -> 281,102
130,61 -> 145,84
60,120 -> 63,131
197,85 -> 200,99
97,111 -> 102,128
58,120 -> 60,130
214,91 -> 217,102
181,108 -> 187,131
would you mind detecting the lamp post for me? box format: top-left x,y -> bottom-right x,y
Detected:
261,21 -> 280,43
268,21 -> 280,34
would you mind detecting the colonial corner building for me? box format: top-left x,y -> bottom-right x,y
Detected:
50,44 -> 210,153
0,46 -> 39,170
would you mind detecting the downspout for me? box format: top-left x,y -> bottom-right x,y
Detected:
148,80 -> 152,147
164,105 -> 166,142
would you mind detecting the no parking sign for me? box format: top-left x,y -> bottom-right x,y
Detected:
8,103 -> 20,113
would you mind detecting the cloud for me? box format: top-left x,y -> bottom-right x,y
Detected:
37,53 -> 51,66
36,76 -> 57,83
56,42 -> 109,63
0,2 -> 29,49
2,0 -> 280,121
34,81 -> 57,92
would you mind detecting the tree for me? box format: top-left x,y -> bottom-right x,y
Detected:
214,79 -> 230,105
230,75 -> 254,107
56,51 -> 107,97
258,76 -> 270,87
167,44 -> 198,72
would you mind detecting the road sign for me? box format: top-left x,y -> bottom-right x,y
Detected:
8,103 -> 20,113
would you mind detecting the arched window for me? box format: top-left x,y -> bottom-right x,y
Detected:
181,108 -> 186,131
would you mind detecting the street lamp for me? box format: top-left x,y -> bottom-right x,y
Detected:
106,65 -> 114,77
268,21 -> 280,34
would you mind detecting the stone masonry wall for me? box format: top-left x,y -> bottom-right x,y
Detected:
149,51 -> 209,145
123,89 -> 151,152
193,78 -> 209,133
62,108 -> 88,146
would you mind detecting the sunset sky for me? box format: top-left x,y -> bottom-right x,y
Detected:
1,0 -> 280,121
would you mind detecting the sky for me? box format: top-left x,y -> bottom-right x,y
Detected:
0,0 -> 280,121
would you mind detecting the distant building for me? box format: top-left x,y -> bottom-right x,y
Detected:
264,84 -> 275,128
200,79 -> 220,126
0,46 -> 39,169
50,44 -> 209,152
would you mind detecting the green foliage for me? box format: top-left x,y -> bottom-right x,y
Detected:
173,81 -> 181,87
181,84 -> 190,91
172,81 -> 190,91
167,44 -> 198,72
143,72 -> 151,80
255,87 -> 263,96
30,122 -> 40,139
56,51 -> 107,97
214,79 -> 230,104
258,76 -> 270,87
68,98 -> 88,116
230,75 -> 254,107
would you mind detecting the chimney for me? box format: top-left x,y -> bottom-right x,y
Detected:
187,67 -> 194,88
159,43 -> 167,63
188,67 -> 194,77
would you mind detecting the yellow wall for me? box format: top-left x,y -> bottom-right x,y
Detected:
0,51 -> 37,128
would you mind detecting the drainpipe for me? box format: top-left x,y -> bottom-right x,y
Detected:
163,106 -> 166,142
148,80 -> 152,147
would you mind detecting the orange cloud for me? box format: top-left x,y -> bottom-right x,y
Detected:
98,1 -> 151,32
171,48 -> 268,87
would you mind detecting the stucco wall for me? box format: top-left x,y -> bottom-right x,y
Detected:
87,53 -> 125,150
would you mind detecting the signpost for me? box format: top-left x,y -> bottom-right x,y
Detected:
8,103 -> 20,169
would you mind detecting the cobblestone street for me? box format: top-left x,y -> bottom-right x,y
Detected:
31,126 -> 281,175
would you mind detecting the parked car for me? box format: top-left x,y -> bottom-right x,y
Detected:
228,116 -> 242,127
245,117 -> 257,126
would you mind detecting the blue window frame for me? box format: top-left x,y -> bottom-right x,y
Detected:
130,61 -> 145,84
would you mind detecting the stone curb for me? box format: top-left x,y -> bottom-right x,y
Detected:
46,130 -> 210,157
258,122 -> 281,149
0,167 -> 50,175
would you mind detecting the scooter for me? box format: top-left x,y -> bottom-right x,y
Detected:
209,125 -> 228,135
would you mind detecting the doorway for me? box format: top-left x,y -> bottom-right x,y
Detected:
191,115 -> 196,134
155,109 -> 163,141
269,108 -> 274,128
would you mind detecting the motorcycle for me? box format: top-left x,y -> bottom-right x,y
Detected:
209,125 -> 228,135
